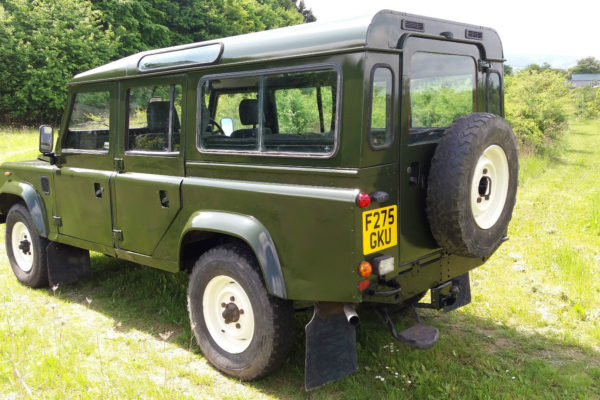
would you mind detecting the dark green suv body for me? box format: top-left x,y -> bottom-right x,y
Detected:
0,10 -> 518,389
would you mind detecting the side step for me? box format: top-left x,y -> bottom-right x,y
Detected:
375,306 -> 439,349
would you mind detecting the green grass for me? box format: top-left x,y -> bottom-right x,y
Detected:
1,122 -> 600,399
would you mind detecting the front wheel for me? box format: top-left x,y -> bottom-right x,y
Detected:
5,203 -> 49,287
187,243 -> 293,380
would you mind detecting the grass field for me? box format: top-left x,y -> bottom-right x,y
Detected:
1,121 -> 599,399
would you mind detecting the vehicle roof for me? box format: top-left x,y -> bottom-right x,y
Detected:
72,10 -> 503,84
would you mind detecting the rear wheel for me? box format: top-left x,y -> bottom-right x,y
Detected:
5,203 -> 49,287
187,243 -> 293,380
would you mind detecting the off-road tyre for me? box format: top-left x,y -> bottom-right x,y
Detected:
5,203 -> 49,287
426,113 -> 518,258
187,243 -> 294,380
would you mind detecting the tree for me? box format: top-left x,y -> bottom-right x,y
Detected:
570,57 -> 600,75
504,64 -> 514,76
293,0 -> 316,23
92,0 -> 306,58
0,0 -> 117,124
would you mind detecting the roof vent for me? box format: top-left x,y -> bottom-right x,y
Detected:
402,20 -> 425,32
465,29 -> 483,40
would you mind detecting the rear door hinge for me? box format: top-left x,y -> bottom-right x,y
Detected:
112,229 -> 123,241
478,59 -> 492,71
51,216 -> 62,227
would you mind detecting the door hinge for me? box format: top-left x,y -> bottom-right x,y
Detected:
112,229 -> 123,241
478,59 -> 492,71
51,216 -> 62,227
114,158 -> 124,172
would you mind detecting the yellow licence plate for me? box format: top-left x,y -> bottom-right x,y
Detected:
362,205 -> 398,254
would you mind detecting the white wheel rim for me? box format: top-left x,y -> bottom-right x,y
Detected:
203,275 -> 255,354
11,221 -> 34,272
471,145 -> 510,229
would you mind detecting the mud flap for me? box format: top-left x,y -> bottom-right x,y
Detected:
47,242 -> 91,286
305,303 -> 357,391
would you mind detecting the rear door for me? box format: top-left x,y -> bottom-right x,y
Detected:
399,38 -> 482,263
112,77 -> 185,257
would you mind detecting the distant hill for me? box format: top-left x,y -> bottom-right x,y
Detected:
505,54 -> 579,70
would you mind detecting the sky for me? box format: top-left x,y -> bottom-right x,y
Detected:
302,0 -> 600,69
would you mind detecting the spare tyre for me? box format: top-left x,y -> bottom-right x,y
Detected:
426,113 -> 518,258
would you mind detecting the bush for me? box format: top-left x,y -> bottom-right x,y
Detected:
572,86 -> 599,120
504,70 -> 570,154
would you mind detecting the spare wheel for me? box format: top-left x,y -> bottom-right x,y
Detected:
426,113 -> 518,258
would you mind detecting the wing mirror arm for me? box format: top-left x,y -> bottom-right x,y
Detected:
38,125 -> 57,165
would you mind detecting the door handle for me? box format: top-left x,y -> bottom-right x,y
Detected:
94,183 -> 103,198
159,190 -> 169,207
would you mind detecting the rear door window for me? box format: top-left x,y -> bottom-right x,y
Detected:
409,53 -> 475,133
126,84 -> 182,153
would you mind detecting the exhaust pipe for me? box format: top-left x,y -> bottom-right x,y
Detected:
343,304 -> 359,326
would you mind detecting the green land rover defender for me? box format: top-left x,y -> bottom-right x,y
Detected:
0,10 -> 517,389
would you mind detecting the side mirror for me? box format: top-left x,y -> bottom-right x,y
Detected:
220,117 -> 234,136
39,125 -> 57,165
39,125 -> 54,153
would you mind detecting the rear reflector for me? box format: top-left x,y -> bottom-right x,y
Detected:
358,279 -> 370,291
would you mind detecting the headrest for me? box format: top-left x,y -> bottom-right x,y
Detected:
147,101 -> 180,132
239,99 -> 258,126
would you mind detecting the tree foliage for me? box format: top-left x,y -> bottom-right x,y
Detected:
504,70 -> 570,154
91,0 -> 305,58
0,0 -> 306,124
570,57 -> 600,75
0,0 -> 117,124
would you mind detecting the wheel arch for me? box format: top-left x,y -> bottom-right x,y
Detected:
179,211 -> 287,299
0,182 -> 49,237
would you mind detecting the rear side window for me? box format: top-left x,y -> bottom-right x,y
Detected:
410,53 -> 475,132
198,67 -> 338,156
368,66 -> 394,149
126,84 -> 182,153
64,91 -> 110,151
487,72 -> 502,115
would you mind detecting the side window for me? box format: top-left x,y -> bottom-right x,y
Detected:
487,72 -> 502,115
265,69 -> 336,154
198,67 -> 338,155
200,76 -> 259,151
64,91 -> 110,151
126,84 -> 182,152
410,53 -> 475,133
368,67 -> 393,149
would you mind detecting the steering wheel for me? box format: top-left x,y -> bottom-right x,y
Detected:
209,118 -> 226,135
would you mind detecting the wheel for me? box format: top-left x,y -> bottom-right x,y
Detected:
5,203 -> 49,287
187,243 -> 294,380
426,113 -> 518,258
